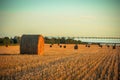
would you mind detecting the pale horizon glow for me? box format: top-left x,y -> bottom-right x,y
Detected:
0,0 -> 120,37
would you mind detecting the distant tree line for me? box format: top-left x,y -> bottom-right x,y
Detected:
0,36 -> 21,45
0,36 -> 82,46
44,37 -> 81,44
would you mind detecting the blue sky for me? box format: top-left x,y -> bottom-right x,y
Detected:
0,0 -> 120,37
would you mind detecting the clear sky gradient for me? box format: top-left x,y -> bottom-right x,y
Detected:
0,0 -> 120,37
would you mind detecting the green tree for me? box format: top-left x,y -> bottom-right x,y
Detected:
13,36 -> 21,44
60,37 -> 66,44
3,37 -> 10,45
0,38 -> 4,45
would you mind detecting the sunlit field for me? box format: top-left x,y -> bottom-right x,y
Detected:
0,44 -> 119,80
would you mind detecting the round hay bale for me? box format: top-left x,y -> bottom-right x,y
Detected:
20,35 -> 44,55
5,45 -> 8,47
113,46 -> 116,49
63,45 -> 66,48
88,45 -> 90,48
99,45 -> 102,48
50,44 -> 52,47
60,45 -> 62,48
74,44 -> 78,50
107,45 -> 110,48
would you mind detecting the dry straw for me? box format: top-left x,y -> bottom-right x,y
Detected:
20,35 -> 44,55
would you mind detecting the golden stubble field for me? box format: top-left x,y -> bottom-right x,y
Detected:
0,44 -> 120,80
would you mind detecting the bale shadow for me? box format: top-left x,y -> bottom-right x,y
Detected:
0,53 -> 39,56
0,53 -> 20,56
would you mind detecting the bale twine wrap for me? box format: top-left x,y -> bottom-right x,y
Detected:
20,35 -> 44,55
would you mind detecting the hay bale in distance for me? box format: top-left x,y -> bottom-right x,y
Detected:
50,44 -> 52,47
74,44 -> 78,50
107,45 -> 110,48
113,46 -> 116,49
113,44 -> 116,49
88,45 -> 90,48
63,45 -> 66,48
98,45 -> 102,48
60,45 -> 62,48
20,35 -> 44,55
85,44 -> 90,48
5,45 -> 8,47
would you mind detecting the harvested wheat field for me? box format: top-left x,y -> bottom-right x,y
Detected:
0,44 -> 120,80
